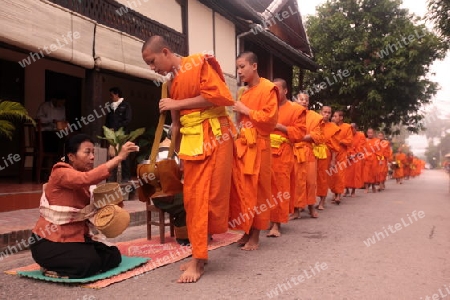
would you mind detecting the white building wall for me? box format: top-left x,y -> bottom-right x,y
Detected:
115,0 -> 183,33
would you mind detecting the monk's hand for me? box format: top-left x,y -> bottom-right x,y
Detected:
159,98 -> 178,112
330,159 -> 336,168
233,101 -> 250,115
275,123 -> 287,134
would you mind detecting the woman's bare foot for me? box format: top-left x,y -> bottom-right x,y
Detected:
241,229 -> 260,251
177,258 -> 205,283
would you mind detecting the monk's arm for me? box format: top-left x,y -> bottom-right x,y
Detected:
236,89 -> 278,127
171,110 -> 181,152
159,96 -> 214,112
200,62 -> 235,106
309,121 -> 325,144
286,110 -> 306,141
339,126 -> 353,147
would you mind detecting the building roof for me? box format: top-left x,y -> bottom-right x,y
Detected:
199,0 -> 318,70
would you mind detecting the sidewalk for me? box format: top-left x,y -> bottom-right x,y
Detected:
0,200 -> 148,253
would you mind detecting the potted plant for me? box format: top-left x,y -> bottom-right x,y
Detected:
0,99 -> 35,140
98,126 -> 145,198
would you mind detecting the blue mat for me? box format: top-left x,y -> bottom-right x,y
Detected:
17,255 -> 149,283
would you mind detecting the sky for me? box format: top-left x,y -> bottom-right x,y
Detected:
297,0 -> 450,157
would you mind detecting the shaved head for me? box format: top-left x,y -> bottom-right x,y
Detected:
142,35 -> 171,53
237,51 -> 258,64
273,78 -> 287,89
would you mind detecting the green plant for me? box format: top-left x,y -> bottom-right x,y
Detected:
0,100 -> 35,140
98,126 -> 145,183
135,126 -> 170,164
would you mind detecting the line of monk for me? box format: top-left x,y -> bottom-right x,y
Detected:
141,35 -> 425,283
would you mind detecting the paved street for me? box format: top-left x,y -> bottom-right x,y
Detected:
1,170 -> 449,300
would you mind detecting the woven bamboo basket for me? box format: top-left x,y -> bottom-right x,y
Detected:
93,183 -> 123,208
93,205 -> 130,238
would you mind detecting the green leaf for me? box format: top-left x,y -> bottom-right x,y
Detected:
102,126 -> 117,144
127,127 -> 145,142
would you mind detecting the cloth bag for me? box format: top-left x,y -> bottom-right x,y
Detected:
137,82 -> 183,203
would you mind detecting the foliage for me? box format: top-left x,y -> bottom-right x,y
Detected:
303,0 -> 447,134
0,100 -> 35,140
98,126 -> 145,155
97,126 -> 145,183
427,0 -> 450,46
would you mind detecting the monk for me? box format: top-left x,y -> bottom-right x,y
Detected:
363,128 -> 382,193
142,36 -> 235,283
291,93 -> 324,218
344,123 -> 366,197
328,111 -> 353,204
267,78 -> 306,237
316,106 -> 340,210
392,148 -> 407,184
229,51 -> 278,250
404,152 -> 414,180
376,132 -> 392,190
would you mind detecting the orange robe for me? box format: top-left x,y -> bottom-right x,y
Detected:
270,101 -> 306,223
170,54 -> 235,260
393,152 -> 407,179
329,123 -> 353,194
345,131 -> 366,189
377,140 -> 392,183
229,78 -> 278,233
363,138 -> 382,184
292,110 -> 324,209
316,122 -> 340,197
404,155 -> 413,178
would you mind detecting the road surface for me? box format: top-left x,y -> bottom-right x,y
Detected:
1,170 -> 449,300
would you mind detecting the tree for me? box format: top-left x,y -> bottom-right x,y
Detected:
303,0 -> 447,133
427,0 -> 450,46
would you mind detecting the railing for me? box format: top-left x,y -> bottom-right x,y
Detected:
48,0 -> 187,56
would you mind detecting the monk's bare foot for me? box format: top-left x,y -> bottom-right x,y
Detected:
241,229 -> 260,251
180,259 -> 208,271
237,233 -> 250,246
309,206 -> 319,218
372,186 -> 377,193
350,193 -> 355,197
334,196 -> 341,205
289,208 -> 301,220
267,223 -> 281,237
177,258 -> 205,283
317,201 -> 325,210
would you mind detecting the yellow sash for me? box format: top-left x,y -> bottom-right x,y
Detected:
179,106 -> 228,157
313,143 -> 327,159
293,142 -> 307,163
270,134 -> 290,148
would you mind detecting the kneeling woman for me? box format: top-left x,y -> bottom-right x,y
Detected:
30,134 -> 138,279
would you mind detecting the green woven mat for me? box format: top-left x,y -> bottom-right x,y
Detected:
17,255 -> 148,283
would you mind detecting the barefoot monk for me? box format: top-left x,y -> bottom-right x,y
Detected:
229,51 -> 278,250
142,36 -> 235,283
267,78 -> 306,237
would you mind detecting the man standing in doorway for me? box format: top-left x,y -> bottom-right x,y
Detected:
105,87 -> 132,182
